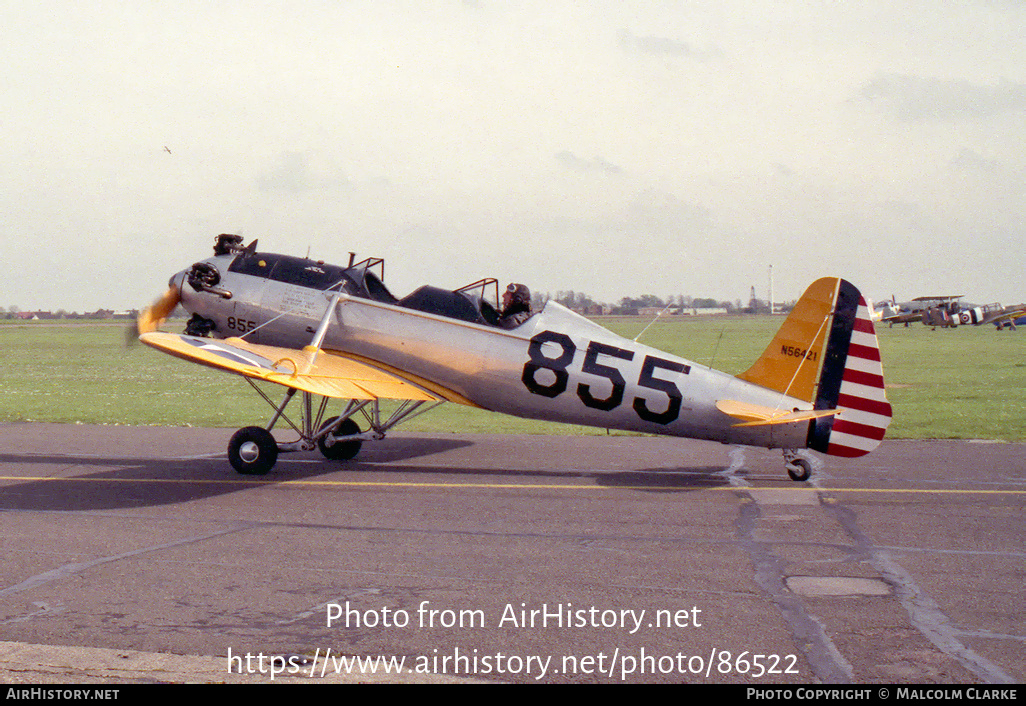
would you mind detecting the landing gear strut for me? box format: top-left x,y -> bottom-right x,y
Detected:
225,380 -> 443,474
783,450 -> 812,482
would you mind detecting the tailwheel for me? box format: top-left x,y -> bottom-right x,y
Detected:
783,450 -> 811,482
228,426 -> 279,475
317,416 -> 363,460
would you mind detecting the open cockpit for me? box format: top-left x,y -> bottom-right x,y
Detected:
201,234 -> 520,328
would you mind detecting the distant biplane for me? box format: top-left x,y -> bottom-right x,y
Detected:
138,234 -> 893,481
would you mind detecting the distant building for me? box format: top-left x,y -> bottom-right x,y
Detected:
637,306 -> 680,317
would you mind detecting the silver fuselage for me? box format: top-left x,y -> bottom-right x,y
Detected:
172,254 -> 809,450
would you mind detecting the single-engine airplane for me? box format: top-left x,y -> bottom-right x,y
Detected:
971,303 -> 1026,330
138,234 -> 893,481
876,297 -> 922,328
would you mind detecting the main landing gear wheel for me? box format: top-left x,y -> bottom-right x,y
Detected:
228,426 -> 279,475
317,417 -> 363,460
786,458 -> 812,482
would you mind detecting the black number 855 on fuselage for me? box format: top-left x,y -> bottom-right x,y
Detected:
521,330 -> 690,426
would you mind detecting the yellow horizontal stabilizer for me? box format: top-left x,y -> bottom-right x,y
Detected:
716,399 -> 838,427
139,332 -> 441,402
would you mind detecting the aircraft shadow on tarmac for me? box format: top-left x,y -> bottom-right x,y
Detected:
359,437 -> 737,492
595,468 -> 736,491
0,436 -> 733,513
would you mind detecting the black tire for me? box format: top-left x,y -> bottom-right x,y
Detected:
317,417 -> 363,460
787,458 -> 812,482
228,426 -> 278,475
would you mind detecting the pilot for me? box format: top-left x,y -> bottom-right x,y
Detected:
499,283 -> 532,329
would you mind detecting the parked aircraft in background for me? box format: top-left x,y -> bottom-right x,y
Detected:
916,295 -> 966,329
881,295 -> 1025,330
874,297 -> 921,327
972,303 -> 1026,330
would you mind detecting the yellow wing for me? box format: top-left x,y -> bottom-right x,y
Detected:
139,332 -> 442,401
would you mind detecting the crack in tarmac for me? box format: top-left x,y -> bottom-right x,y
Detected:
727,444 -> 1015,684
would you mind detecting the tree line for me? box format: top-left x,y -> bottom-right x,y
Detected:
541,291 -> 779,316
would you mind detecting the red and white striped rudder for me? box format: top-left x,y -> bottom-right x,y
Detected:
809,284 -> 893,458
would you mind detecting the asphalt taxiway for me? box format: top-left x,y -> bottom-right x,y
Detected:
0,423 -> 1022,684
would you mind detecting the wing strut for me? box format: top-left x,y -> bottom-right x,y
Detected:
138,285 -> 455,474
303,290 -> 344,368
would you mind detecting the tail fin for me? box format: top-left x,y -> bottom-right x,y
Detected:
738,277 -> 893,457
737,277 -> 838,403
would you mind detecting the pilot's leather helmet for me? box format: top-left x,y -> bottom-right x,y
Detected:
506,283 -> 531,306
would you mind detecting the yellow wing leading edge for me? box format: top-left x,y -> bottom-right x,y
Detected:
136,283 -> 475,404
139,331 -> 444,402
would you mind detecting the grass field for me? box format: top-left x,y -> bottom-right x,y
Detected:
1,318 -> 1024,440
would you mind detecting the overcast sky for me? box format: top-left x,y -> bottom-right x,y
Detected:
3,1 -> 1024,312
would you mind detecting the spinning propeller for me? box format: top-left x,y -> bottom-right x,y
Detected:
127,285 -> 181,346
